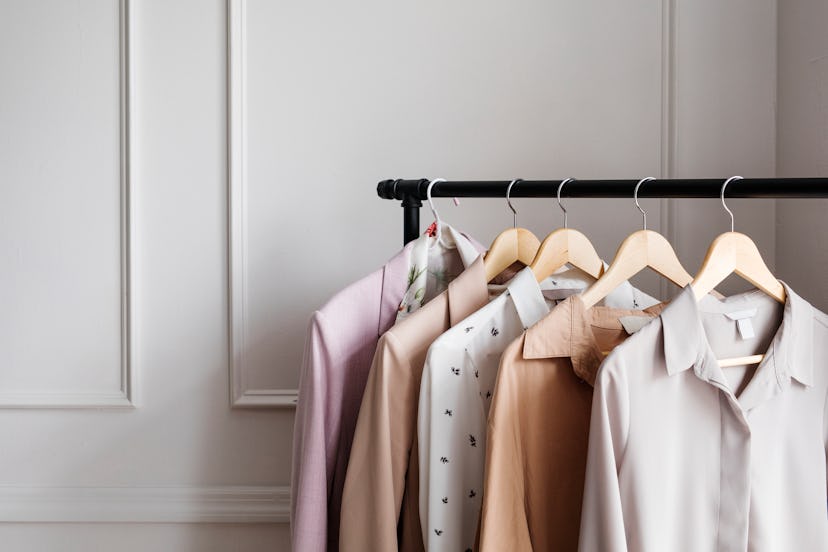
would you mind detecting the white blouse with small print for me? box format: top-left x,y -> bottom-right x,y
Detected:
417,265 -> 658,552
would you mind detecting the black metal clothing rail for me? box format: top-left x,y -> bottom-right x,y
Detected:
377,178 -> 828,244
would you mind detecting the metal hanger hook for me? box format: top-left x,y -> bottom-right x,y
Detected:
720,176 -> 743,232
633,177 -> 656,230
557,178 -> 575,228
505,179 -> 523,228
426,178 -> 447,237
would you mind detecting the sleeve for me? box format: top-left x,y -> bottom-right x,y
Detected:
578,358 -> 631,552
291,312 -> 336,552
339,332 -> 416,552
419,346 -> 478,552
479,369 -> 531,552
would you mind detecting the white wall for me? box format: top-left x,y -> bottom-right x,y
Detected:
234,0 -> 667,402
234,0 -> 779,404
0,0 -> 782,550
776,0 -> 828,310
669,0 -> 777,294
0,0 -> 290,549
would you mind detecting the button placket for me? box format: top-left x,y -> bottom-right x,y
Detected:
694,354 -> 753,552
716,386 -> 752,552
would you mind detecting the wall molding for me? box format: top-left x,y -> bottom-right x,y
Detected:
0,485 -> 289,524
226,0 -> 681,405
227,0 -> 298,409
660,0 -> 677,182
0,0 -> 135,409
0,391 -> 133,409
659,0 -> 679,301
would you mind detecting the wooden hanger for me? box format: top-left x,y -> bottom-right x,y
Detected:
484,179 -> 541,281
692,235 -> 785,302
691,177 -> 785,367
529,178 -> 603,282
580,177 -> 693,309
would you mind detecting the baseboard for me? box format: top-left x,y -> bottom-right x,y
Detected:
0,485 -> 289,523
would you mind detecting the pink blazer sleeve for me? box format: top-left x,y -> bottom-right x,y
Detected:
291,311 -> 338,552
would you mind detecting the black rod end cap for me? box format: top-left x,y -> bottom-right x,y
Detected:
377,179 -> 399,199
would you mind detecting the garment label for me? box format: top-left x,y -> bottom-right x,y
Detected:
724,308 -> 758,340
619,316 -> 652,335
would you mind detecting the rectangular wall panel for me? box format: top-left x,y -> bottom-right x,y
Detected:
229,0 -> 665,406
0,0 -> 132,407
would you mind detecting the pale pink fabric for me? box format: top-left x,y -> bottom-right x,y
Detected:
291,230 -> 484,552
291,248 -> 407,552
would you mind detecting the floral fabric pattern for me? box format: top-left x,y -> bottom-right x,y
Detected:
396,223 -> 480,322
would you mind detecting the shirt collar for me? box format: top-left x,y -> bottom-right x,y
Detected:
778,283 -> 815,387
440,223 -> 483,268
662,283 -> 814,388
602,268 -> 661,310
522,295 -> 663,386
506,267 -> 552,330
534,260 -> 660,311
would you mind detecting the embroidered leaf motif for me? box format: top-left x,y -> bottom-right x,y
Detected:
464,326 -> 474,333
468,489 -> 476,498
485,391 -> 492,399
468,435 -> 477,447
434,529 -> 443,536
441,497 -> 448,504
450,367 -> 461,376
491,327 -> 499,336
444,409 -> 452,416
440,456 -> 449,464
474,370 -> 479,379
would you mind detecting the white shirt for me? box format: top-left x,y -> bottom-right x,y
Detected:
417,266 -> 659,552
579,284 -> 828,552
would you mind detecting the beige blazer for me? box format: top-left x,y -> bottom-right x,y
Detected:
340,256 -> 489,552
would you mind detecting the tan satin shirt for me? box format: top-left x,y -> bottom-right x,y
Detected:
340,256 -> 490,552
479,295 -> 664,552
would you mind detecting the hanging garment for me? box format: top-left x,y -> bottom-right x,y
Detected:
396,224 -> 481,322
478,295 -> 665,552
339,255 -> 492,552
579,284 -> 828,552
291,224 -> 482,552
417,267 -> 659,552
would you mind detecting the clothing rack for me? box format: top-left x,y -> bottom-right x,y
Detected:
377,178 -> 828,244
